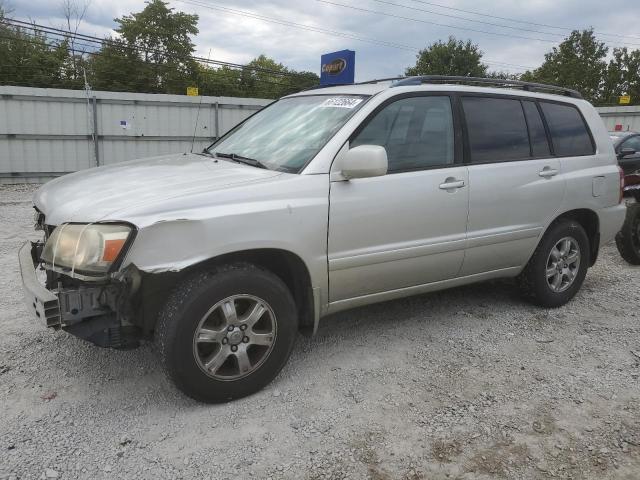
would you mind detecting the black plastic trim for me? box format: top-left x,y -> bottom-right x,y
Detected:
391,75 -> 583,99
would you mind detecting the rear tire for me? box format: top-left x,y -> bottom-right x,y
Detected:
615,203 -> 640,265
155,263 -> 298,403
517,220 -> 590,308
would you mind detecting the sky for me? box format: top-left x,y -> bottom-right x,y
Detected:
6,0 -> 640,80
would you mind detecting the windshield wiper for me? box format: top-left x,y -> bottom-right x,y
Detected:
195,149 -> 214,158
215,152 -> 268,169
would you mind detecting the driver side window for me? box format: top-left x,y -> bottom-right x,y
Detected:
350,96 -> 454,173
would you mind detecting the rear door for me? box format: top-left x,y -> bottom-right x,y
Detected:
459,96 -> 566,276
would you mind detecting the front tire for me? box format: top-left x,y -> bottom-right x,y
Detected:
156,263 -> 298,403
517,220 -> 590,308
615,203 -> 640,265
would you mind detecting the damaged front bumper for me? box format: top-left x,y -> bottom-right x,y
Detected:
18,241 -> 140,349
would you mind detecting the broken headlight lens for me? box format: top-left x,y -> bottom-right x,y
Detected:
41,224 -> 132,276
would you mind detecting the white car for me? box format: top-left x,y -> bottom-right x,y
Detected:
20,76 -> 626,402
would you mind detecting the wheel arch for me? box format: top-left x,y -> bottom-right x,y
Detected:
135,248 -> 316,337
545,208 -> 600,267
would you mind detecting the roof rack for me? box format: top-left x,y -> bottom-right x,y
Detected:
391,76 -> 583,99
301,77 -> 406,92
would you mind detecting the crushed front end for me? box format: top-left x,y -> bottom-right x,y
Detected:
18,210 -> 141,349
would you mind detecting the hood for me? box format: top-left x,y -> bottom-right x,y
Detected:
34,153 -> 283,226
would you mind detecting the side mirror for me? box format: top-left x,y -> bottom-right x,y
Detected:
619,147 -> 636,158
340,145 -> 388,180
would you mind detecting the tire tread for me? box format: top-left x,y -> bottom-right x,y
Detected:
155,262 -> 296,402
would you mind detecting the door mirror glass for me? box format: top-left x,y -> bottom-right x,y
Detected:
340,145 -> 388,180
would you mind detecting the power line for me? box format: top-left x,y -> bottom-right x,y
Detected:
175,0 -> 531,71
406,0 -> 640,41
367,0 -> 568,40
3,18 -> 315,80
0,25 -> 310,94
317,0 -> 640,48
367,0 -> 640,49
176,0 -> 422,52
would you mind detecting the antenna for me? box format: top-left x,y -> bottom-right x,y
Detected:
82,67 -> 99,167
191,48 -> 212,153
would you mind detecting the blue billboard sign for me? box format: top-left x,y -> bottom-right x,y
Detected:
320,50 -> 355,86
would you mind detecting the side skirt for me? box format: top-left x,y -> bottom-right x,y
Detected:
325,266 -> 522,315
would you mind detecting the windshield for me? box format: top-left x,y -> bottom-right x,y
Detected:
207,95 -> 368,172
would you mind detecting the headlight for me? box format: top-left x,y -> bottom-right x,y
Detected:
41,223 -> 133,276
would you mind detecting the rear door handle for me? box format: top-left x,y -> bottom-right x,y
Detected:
539,167 -> 559,178
439,179 -> 465,190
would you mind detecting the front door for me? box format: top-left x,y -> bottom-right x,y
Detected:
327,94 -> 469,303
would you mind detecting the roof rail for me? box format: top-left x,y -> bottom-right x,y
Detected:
391,76 -> 583,99
300,77 -> 407,92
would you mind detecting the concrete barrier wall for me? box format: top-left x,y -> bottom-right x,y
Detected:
596,105 -> 640,133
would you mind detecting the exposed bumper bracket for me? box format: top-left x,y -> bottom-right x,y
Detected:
19,242 -> 61,328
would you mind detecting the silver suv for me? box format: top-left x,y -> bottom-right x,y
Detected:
19,76 -> 626,402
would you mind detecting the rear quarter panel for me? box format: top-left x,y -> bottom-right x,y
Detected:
557,101 -> 624,243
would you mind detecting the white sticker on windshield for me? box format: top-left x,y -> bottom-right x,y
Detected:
319,97 -> 363,109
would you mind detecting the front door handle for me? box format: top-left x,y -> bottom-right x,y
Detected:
439,178 -> 465,190
539,167 -> 559,178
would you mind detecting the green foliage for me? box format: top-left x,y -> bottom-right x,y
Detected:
3,0 -> 640,105
406,37 -> 488,77
601,47 -> 640,105
88,0 -> 199,94
0,16 -> 71,88
485,71 -> 521,81
195,54 -> 318,99
0,0 -> 318,97
521,30 -> 607,103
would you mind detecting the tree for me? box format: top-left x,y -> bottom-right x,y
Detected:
521,29 -> 607,103
406,37 -> 487,77
0,0 -> 317,97
90,0 -> 199,94
195,55 -> 318,99
485,71 -> 521,80
0,10 -> 71,88
60,0 -> 91,88
601,47 -> 640,105
198,64 -> 243,97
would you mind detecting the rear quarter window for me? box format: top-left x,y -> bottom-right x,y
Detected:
540,102 -> 594,157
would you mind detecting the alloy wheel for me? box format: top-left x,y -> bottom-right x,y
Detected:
193,294 -> 277,380
546,237 -> 581,293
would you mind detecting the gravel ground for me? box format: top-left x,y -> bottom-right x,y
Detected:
0,183 -> 639,480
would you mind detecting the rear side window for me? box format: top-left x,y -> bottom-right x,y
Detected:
462,97 -> 530,163
522,101 -> 550,157
540,102 -> 594,156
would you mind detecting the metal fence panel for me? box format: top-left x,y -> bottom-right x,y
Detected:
0,86 -> 270,183
596,106 -> 640,132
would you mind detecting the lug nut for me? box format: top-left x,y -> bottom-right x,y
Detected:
231,345 -> 238,352
242,336 -> 249,343
240,324 -> 247,331
222,338 -> 228,344
227,325 -> 235,332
